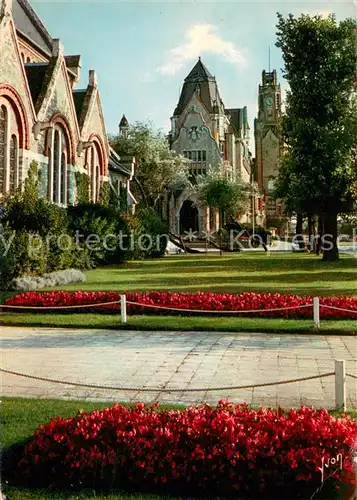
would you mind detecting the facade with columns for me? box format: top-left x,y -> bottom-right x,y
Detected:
0,0 -> 134,207
166,58 -> 253,235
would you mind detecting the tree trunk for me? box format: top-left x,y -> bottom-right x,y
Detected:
307,214 -> 314,252
295,212 -> 304,249
315,216 -> 323,255
322,212 -> 339,261
134,176 -> 148,207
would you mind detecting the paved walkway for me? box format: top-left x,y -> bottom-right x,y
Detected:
1,327 -> 356,409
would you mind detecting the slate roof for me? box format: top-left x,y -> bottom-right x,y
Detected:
24,63 -> 49,108
65,55 -> 81,68
173,58 -> 224,116
119,114 -> 129,127
72,89 -> 87,124
72,86 -> 96,130
13,0 -> 53,56
225,107 -> 250,137
185,57 -> 214,82
109,148 -> 132,177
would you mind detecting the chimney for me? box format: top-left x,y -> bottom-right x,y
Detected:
52,39 -> 64,57
89,70 -> 97,87
65,55 -> 81,83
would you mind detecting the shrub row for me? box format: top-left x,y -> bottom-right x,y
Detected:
0,163 -> 168,289
4,291 -> 357,319
15,402 -> 357,498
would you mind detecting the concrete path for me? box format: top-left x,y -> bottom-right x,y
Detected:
1,327 -> 356,409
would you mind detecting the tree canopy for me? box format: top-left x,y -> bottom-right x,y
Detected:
110,122 -> 189,208
274,13 -> 357,260
194,167 -> 250,224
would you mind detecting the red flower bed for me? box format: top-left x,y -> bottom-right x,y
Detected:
3,290 -> 357,319
16,402 -> 357,498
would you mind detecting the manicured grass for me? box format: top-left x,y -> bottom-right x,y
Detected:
2,397 -> 356,500
0,254 -> 356,333
55,253 -> 357,297
0,313 -> 356,334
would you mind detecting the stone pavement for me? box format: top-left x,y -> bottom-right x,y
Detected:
1,327 -> 356,409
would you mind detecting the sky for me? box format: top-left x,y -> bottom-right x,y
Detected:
32,0 -> 355,151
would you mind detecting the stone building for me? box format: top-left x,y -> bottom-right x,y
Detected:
254,69 -> 285,230
166,58 -> 253,235
0,0 -> 134,210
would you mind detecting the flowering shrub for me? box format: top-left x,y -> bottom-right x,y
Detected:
16,402 -> 357,498
3,290 -> 357,319
11,269 -> 86,292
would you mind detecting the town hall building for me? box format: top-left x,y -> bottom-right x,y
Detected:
166,58 -> 254,235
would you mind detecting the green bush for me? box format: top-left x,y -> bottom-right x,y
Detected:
0,230 -> 48,289
130,208 -> 168,258
67,203 -> 131,266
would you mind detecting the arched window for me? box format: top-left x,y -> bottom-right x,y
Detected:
95,164 -> 100,201
88,143 -> 102,203
60,152 -> 67,205
26,56 -> 31,63
0,105 -> 7,193
47,147 -> 52,199
47,124 -> 69,205
53,129 -> 60,203
9,135 -> 18,193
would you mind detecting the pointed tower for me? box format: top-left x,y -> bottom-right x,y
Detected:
166,58 -> 252,235
119,114 -> 129,137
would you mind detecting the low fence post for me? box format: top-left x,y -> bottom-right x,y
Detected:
335,359 -> 346,412
121,294 -> 127,323
313,297 -> 320,329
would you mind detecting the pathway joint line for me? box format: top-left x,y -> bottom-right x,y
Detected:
0,367 -> 335,392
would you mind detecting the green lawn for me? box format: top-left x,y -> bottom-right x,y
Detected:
2,397 -> 356,500
0,253 -> 356,333
53,253 -> 357,296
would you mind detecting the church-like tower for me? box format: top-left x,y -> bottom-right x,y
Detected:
167,57 -> 252,235
254,70 -> 283,228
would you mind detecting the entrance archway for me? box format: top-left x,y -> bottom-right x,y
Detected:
180,200 -> 199,234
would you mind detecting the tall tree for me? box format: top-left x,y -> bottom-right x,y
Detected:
194,166 -> 249,227
110,122 -> 189,208
274,13 -> 357,260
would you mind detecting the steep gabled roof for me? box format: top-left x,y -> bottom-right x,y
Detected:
24,62 -> 49,106
184,57 -> 214,82
72,89 -> 87,124
109,148 -> 132,177
225,107 -> 250,138
12,0 -> 53,56
174,58 -> 224,116
119,114 -> 129,127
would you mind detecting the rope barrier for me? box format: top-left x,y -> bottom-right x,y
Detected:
126,301 -> 313,314
347,373 -> 357,380
0,301 -> 312,314
320,305 -> 357,314
1,298 -> 356,315
0,367 -> 335,393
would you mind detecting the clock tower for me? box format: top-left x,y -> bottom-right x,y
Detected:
254,69 -> 283,229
